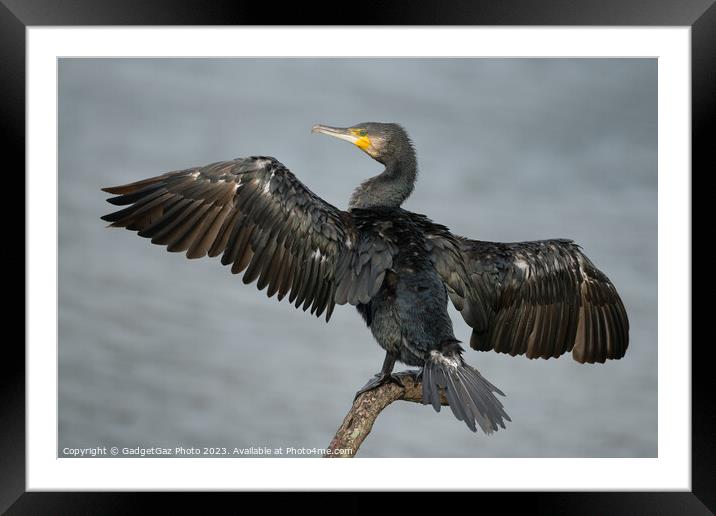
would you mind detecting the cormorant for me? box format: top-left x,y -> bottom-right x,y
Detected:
101,122 -> 629,434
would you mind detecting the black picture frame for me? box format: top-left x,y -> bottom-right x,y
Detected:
7,0 -> 709,512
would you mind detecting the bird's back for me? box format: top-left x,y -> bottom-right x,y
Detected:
351,208 -> 458,366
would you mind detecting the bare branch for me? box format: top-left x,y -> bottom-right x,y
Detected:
324,372 -> 448,458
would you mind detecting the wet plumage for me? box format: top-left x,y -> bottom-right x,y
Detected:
102,122 -> 629,434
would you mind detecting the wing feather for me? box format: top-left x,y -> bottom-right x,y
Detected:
416,217 -> 629,364
102,156 -> 396,321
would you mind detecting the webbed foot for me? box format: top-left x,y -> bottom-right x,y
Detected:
354,373 -> 405,401
407,368 -> 423,382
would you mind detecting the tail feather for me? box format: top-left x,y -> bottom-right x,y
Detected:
422,347 -> 510,434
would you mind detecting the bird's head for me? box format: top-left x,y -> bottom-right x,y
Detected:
311,122 -> 413,165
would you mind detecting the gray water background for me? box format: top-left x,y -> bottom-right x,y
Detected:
58,58 -> 657,458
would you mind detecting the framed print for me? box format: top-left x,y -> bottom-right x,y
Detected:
8,0 -> 710,512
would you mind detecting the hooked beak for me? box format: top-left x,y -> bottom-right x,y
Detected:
311,124 -> 360,145
312,124 -> 374,153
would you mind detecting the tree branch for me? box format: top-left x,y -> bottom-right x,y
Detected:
324,372 -> 448,458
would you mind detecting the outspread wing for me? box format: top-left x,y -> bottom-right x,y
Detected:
419,220 -> 629,364
101,156 -> 394,320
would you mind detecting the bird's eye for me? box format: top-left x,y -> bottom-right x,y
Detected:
359,129 -> 367,137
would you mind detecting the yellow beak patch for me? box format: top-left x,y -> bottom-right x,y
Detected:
354,136 -> 371,150
350,129 -> 371,150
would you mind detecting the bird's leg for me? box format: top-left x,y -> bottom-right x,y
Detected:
354,352 -> 403,400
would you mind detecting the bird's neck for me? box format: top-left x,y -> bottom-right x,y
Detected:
349,153 -> 417,210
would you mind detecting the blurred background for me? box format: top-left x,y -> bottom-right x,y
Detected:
59,58 -> 657,458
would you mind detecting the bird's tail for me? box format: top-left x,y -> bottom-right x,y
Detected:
422,341 -> 511,434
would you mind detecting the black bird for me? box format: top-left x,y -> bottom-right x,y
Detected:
101,122 -> 629,434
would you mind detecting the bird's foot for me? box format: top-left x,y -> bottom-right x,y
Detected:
354,373 -> 405,401
406,368 -> 423,382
